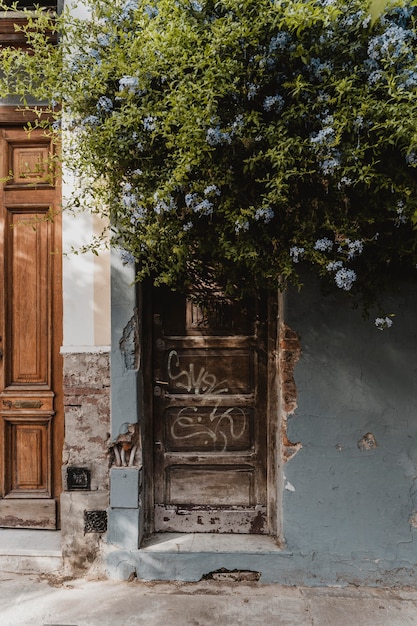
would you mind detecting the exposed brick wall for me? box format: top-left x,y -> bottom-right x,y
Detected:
62,351 -> 111,490
279,323 -> 302,462
61,351 -> 111,576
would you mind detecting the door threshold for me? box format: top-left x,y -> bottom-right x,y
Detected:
141,533 -> 284,554
107,533 -> 292,581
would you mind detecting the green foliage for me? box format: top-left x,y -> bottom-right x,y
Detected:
1,0 -> 417,323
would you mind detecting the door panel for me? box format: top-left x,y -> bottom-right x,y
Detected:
153,291 -> 268,534
9,209 -> 51,386
0,126 -> 63,529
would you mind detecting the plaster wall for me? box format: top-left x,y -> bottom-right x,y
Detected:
60,351 -> 110,575
60,144 -> 112,575
62,202 -> 110,349
282,280 -> 417,585
106,281 -> 417,586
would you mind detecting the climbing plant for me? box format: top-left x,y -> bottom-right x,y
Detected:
1,0 -> 417,326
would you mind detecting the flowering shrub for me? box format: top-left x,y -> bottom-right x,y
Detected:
1,0 -> 417,321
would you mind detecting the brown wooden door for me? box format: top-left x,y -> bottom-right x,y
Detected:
152,290 -> 269,533
0,126 -> 63,529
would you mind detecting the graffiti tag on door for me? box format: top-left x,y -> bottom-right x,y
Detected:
167,350 -> 248,451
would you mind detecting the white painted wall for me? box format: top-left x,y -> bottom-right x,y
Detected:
60,0 -> 111,351
61,176 -> 111,351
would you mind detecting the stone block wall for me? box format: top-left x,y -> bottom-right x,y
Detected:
61,350 -> 111,576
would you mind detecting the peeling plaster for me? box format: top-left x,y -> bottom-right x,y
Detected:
119,308 -> 139,371
108,422 -> 140,467
285,481 -> 296,492
357,432 -> 378,451
280,323 -> 302,462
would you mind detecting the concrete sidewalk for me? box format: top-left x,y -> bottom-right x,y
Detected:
1,572 -> 417,626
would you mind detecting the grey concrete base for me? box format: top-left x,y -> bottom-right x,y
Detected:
105,533 -> 417,587
0,529 -> 62,574
61,491 -> 109,576
1,571 -> 417,626
106,533 -> 291,582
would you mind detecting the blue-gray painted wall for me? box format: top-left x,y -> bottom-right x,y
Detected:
283,280 -> 417,585
106,274 -> 417,585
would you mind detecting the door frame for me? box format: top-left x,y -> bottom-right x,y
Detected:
141,284 -> 282,540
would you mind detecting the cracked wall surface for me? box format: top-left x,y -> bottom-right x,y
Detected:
119,309 -> 140,371
61,351 -> 111,575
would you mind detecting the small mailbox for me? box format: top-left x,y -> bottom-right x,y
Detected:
67,466 -> 91,491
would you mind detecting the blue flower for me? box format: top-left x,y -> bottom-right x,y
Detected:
120,249 -> 135,265
375,316 -> 393,330
87,48 -> 101,61
308,58 -> 333,80
346,239 -> 364,259
97,33 -> 110,47
122,193 -> 136,209
206,127 -> 232,146
144,4 -> 158,18
97,96 -> 113,113
235,220 -> 250,233
204,184 -> 221,196
231,115 -> 244,132
194,199 -> 213,215
326,260 -> 343,272
247,83 -> 259,100
185,193 -> 198,208
130,206 -> 146,224
143,116 -> 156,131
184,192 -> 213,215
269,32 -> 291,53
368,70 -> 384,85
116,0 -> 139,22
310,125 -> 335,147
314,238 -> 333,252
263,95 -> 284,112
334,267 -> 356,291
394,201 -> 407,227
190,0 -> 202,11
289,246 -> 305,263
353,116 -> 363,129
154,194 -> 176,213
119,76 -> 140,94
401,70 -> 417,88
367,25 -> 415,62
254,207 -> 274,223
82,115 -> 100,127
320,156 -> 340,175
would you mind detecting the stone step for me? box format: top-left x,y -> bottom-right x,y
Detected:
0,529 -> 62,574
105,533 -> 290,581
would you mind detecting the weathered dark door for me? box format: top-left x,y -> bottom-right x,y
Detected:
152,290 -> 269,533
0,125 -> 63,529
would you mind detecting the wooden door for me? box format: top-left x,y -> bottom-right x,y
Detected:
152,290 -> 269,534
0,125 -> 63,529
